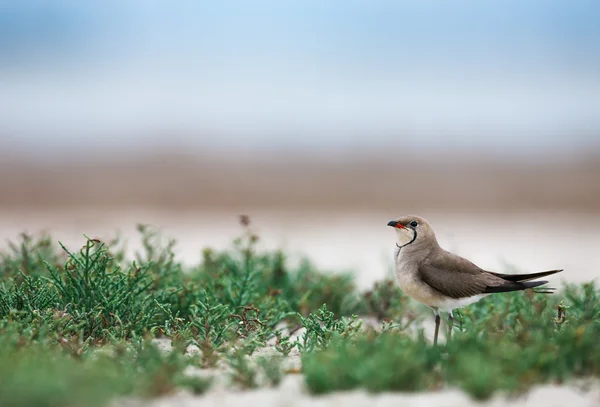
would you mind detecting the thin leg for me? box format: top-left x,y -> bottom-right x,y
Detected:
448,310 -> 454,341
433,309 -> 440,346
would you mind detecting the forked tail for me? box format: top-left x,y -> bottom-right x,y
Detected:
484,269 -> 563,294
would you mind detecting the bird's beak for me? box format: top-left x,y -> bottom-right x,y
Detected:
387,220 -> 405,229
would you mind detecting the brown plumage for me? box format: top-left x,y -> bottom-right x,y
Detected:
419,250 -> 561,298
388,215 -> 563,345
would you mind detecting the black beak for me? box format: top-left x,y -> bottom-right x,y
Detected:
387,220 -> 398,227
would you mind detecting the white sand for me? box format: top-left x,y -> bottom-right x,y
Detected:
118,380 -> 600,407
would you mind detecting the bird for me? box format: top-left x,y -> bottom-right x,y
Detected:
387,215 -> 562,345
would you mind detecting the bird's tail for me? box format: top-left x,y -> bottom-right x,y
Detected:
522,279 -> 557,294
484,269 -> 563,294
490,269 -> 563,283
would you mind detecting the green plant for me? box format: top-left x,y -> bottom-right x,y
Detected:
274,331 -> 295,356
257,356 -> 284,387
302,331 -> 441,394
296,304 -> 362,353
227,347 -> 258,389
45,238 -> 164,339
360,278 -> 409,321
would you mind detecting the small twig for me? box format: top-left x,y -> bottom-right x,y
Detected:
554,302 -> 567,325
229,305 -> 264,337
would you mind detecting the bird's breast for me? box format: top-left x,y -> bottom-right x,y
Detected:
394,254 -> 441,307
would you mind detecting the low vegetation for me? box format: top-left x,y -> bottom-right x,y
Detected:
0,217 -> 597,406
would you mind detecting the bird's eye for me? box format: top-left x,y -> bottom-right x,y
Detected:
409,220 -> 418,228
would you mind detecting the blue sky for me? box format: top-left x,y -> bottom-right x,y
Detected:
1,1 -> 599,154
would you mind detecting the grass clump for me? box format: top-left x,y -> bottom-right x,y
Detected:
46,239 -> 164,340
0,323 -> 210,407
0,343 -> 126,407
303,331 -> 441,394
295,304 -> 362,353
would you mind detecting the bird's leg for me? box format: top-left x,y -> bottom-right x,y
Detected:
432,308 -> 440,346
448,310 -> 454,341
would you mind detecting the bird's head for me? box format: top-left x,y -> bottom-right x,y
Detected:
387,215 -> 437,250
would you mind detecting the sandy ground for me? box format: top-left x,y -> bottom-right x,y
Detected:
3,208 -> 600,406
2,209 -> 599,288
120,379 -> 600,407
109,335 -> 600,407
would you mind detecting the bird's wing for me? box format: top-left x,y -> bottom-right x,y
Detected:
419,251 -> 559,298
418,251 -> 505,299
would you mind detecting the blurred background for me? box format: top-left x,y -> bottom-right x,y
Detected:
1,0 -> 599,286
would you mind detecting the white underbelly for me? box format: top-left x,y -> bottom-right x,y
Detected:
433,294 -> 489,311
